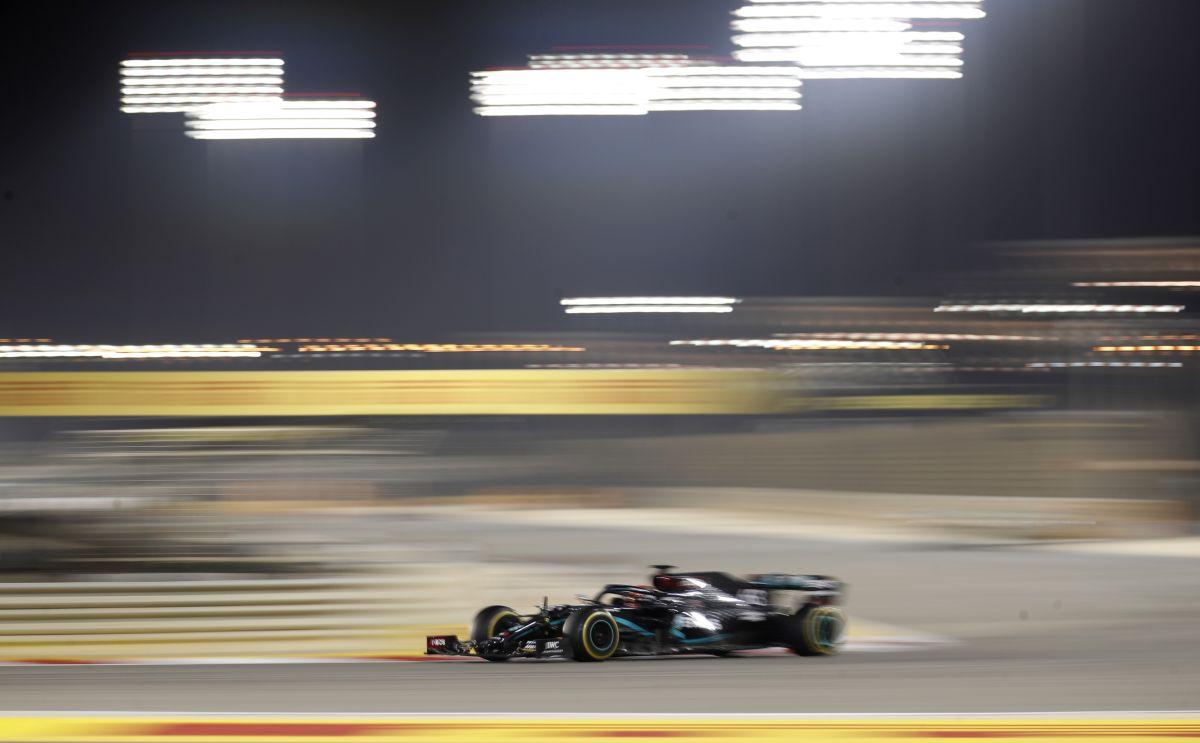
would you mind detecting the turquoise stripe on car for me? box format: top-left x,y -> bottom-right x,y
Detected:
676,632 -> 731,645
613,616 -> 653,636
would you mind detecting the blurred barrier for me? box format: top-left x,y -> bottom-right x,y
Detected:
2,715 -> 1199,742
420,487 -> 630,509
216,481 -> 380,509
802,394 -> 1051,411
0,370 -> 780,416
0,563 -> 623,660
640,488 -> 1192,539
554,414 -> 1194,500
0,573 -> 418,659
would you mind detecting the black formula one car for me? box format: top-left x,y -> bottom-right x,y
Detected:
426,565 -> 845,662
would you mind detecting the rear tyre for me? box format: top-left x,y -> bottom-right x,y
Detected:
787,605 -> 845,656
562,608 -> 619,662
471,605 -> 521,662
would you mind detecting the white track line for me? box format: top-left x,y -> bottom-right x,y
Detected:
0,711 -> 1196,719
0,626 -> 955,665
0,642 -> 947,665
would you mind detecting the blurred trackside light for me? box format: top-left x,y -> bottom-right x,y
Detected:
120,56 -> 285,113
730,0 -> 984,79
561,297 -> 740,314
565,306 -> 736,314
0,344 -> 268,359
562,297 -> 740,305
1102,334 -> 1200,341
1027,361 -> 1182,369
238,338 -> 395,343
184,100 -> 377,140
1094,345 -> 1200,352
297,343 -> 586,353
933,303 -> 1184,314
1072,281 -> 1200,288
528,363 -> 689,369
669,338 -> 943,350
777,332 -> 1047,341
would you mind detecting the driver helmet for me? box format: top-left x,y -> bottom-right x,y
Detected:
653,574 -> 693,592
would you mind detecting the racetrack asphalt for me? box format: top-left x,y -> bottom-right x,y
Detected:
2,511 -> 1198,713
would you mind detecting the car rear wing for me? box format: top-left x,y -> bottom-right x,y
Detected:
748,574 -> 843,594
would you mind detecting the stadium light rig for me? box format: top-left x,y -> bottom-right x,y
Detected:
470,54 -> 803,116
184,99 -> 377,140
730,1 -> 985,79
120,56 -> 285,113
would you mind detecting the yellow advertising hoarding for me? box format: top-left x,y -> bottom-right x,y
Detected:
0,370 -> 779,417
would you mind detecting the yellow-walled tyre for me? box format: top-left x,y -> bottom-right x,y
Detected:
471,605 -> 521,662
563,609 -> 620,662
789,605 -> 845,656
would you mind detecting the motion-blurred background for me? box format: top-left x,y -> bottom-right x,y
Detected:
0,1 -> 1199,713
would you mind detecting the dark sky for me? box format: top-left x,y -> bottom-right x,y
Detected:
1,0 -> 1198,342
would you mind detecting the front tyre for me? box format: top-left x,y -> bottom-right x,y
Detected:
563,608 -> 619,662
471,605 -> 521,662
788,605 -> 845,656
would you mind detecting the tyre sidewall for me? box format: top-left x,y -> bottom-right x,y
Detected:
563,608 -> 619,662
789,605 -> 845,656
471,605 -> 521,661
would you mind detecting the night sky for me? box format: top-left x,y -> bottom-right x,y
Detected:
2,0 -> 1198,342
